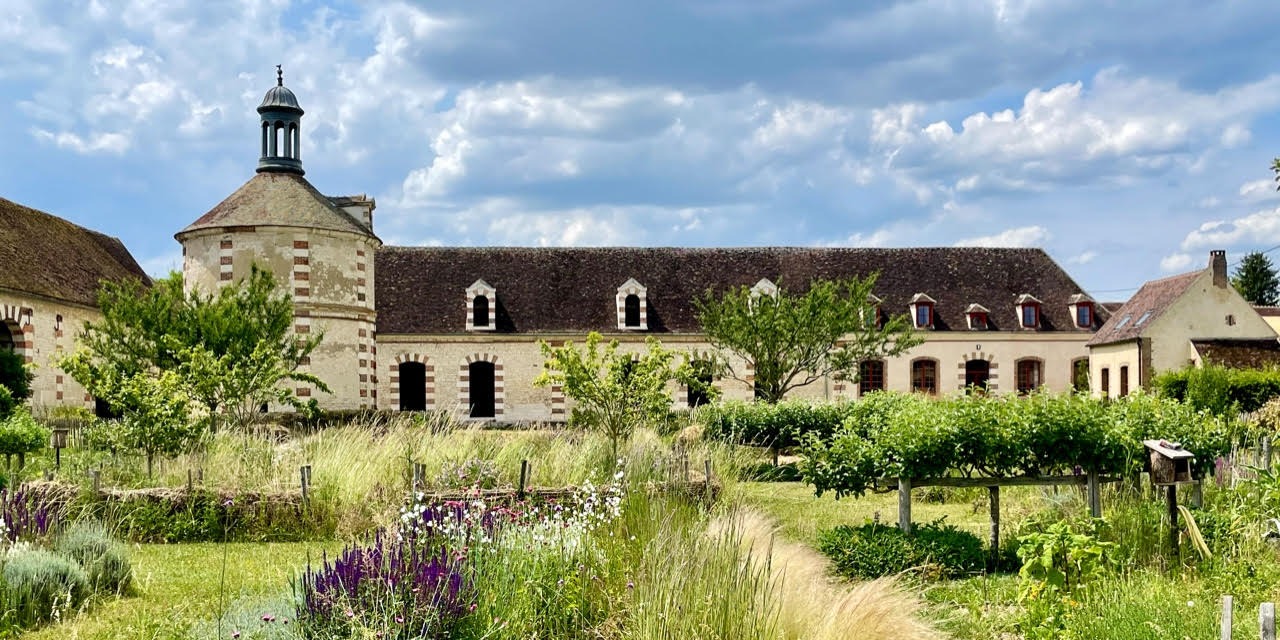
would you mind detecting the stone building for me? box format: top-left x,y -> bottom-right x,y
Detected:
1087,250 -> 1280,398
171,75 -> 1109,420
0,196 -> 149,408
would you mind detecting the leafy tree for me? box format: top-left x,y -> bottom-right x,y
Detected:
0,350 -> 33,403
0,386 -> 14,420
534,332 -> 710,462
64,266 -> 326,432
0,408 -> 48,470
1232,251 -> 1280,306
693,276 -> 923,404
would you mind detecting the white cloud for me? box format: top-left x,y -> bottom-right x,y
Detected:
1067,250 -> 1098,265
845,229 -> 895,247
1180,206 -> 1280,250
1160,253 -> 1194,272
1240,178 -> 1278,202
955,225 -> 1050,248
32,128 -> 130,155
1221,124 -> 1252,147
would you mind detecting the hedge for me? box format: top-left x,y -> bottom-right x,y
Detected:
1152,365 -> 1280,415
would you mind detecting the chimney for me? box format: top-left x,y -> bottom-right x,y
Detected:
1210,250 -> 1228,288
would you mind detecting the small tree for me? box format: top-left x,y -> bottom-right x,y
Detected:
0,409 -> 49,470
1232,251 -> 1280,306
693,275 -> 922,404
67,266 -> 325,433
535,333 -> 707,462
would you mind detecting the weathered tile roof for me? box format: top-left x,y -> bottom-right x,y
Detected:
176,173 -> 376,239
0,197 -> 149,307
1087,271 -> 1199,347
375,246 -> 1103,335
1192,338 -> 1280,369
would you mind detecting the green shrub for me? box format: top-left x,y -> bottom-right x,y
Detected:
56,520 -> 132,594
0,409 -> 49,468
0,385 -> 15,420
1153,365 -> 1280,415
3,547 -> 90,628
817,519 -> 984,580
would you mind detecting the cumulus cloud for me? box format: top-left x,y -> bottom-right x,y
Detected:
955,225 -> 1050,248
32,128 -> 130,155
1067,250 -> 1098,265
1160,253 -> 1194,272
1179,206 -> 1280,250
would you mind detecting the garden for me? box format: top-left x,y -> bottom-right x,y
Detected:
4,271 -> 1280,638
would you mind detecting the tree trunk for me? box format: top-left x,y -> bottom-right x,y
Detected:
16,452 -> 24,470
147,453 -> 154,481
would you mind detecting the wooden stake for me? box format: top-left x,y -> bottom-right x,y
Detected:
988,485 -> 1000,562
300,465 -> 310,507
1087,470 -> 1101,518
518,459 -> 528,500
91,469 -> 101,494
1192,479 -> 1204,509
1260,601 -> 1274,640
412,462 -> 425,491
1220,595 -> 1233,640
1166,484 -> 1179,564
898,477 -> 912,534
187,469 -> 194,494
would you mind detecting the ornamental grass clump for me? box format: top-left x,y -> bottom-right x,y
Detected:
2,547 -> 90,629
55,520 -> 132,594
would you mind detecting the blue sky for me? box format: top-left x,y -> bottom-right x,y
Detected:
3,1 -> 1280,301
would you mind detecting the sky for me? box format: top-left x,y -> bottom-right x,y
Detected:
2,1 -> 1280,301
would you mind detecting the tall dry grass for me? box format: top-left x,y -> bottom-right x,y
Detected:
708,509 -> 946,640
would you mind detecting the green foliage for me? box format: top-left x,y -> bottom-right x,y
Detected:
0,385 -> 16,421
2,547 -> 91,629
0,408 -> 50,466
83,490 -> 335,543
1152,365 -> 1280,415
693,275 -> 923,404
800,391 -> 1237,498
698,398 -> 864,451
535,332 -> 704,460
1232,251 -> 1280,305
63,267 -> 326,434
0,349 -> 32,402
55,520 -> 132,594
66,368 -> 201,478
1016,520 -> 1115,639
817,519 -> 985,580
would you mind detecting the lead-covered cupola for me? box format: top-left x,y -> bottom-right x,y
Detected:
257,65 -> 305,175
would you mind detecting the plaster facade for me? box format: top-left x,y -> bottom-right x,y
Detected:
0,289 -> 99,410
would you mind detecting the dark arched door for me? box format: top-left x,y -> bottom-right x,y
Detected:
965,359 -> 990,394
0,322 -> 13,352
469,361 -> 496,418
399,362 -> 426,411
624,294 -> 641,327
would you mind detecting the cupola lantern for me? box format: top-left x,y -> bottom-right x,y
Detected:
257,65 -> 305,175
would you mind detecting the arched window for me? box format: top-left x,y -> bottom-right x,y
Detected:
261,122 -> 269,157
965,359 -> 990,394
858,360 -> 885,395
472,295 -> 490,328
399,361 -> 427,411
1016,359 -> 1043,394
468,360 -> 496,418
624,294 -> 641,327
911,359 -> 938,395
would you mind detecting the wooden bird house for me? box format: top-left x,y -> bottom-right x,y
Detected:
1143,439 -> 1195,485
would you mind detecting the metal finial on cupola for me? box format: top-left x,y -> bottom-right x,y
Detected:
256,66 -> 305,176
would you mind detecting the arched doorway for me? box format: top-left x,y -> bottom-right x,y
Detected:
624,294 -> 641,327
468,360 -> 496,418
965,359 -> 990,394
0,322 -> 13,352
399,361 -> 427,411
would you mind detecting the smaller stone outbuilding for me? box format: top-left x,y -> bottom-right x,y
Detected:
1087,250 -> 1280,398
0,196 -> 150,408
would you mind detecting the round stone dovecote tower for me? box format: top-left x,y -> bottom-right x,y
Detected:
175,68 -> 381,410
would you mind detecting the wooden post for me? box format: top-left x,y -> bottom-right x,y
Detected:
898,477 -> 912,534
91,469 -> 101,494
518,459 -> 528,500
1266,437 -> 1274,471
187,469 -> 194,494
1166,484 -> 1179,563
1087,470 -> 1101,518
683,455 -> 690,483
300,465 -> 310,507
1221,595 -> 1233,640
1192,479 -> 1204,509
1260,601 -> 1275,640
988,485 -> 1000,562
196,468 -> 203,485
412,463 -> 425,492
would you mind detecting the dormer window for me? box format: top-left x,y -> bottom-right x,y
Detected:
965,303 -> 990,330
909,293 -> 935,329
750,278 -> 779,299
865,294 -> 884,329
466,279 -> 497,331
1016,294 -> 1042,329
617,279 -> 648,330
1068,293 -> 1094,329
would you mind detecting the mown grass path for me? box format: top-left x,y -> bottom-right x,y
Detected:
26,541 -> 340,640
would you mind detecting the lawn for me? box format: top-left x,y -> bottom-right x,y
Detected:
25,542 -> 338,640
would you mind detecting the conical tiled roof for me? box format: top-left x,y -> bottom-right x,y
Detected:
176,172 -> 376,239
